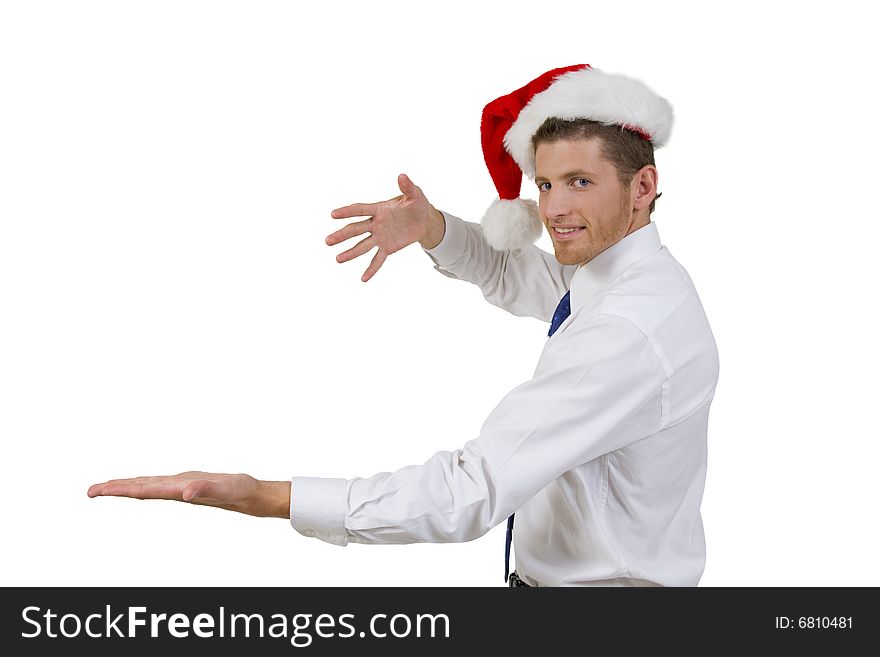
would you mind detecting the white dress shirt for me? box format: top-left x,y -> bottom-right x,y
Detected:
292,211 -> 719,587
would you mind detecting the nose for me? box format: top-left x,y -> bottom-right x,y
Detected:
541,187 -> 571,220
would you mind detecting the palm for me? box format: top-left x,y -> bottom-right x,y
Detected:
89,471 -> 262,515
375,195 -> 432,254
327,173 -> 436,282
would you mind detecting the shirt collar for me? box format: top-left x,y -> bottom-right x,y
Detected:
569,221 -> 662,312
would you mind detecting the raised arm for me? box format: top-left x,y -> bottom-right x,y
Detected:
327,173 -> 577,321
422,211 -> 577,322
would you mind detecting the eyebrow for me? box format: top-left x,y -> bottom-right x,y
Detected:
534,169 -> 598,183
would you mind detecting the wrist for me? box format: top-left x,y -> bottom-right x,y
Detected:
258,480 -> 291,518
418,207 -> 446,250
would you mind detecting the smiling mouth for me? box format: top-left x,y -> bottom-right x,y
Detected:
552,226 -> 586,240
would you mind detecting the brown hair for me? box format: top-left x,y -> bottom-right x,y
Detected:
531,118 -> 661,214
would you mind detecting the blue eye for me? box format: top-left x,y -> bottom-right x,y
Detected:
573,178 -> 590,188
537,182 -> 551,192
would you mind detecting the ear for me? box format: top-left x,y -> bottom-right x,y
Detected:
631,165 -> 659,212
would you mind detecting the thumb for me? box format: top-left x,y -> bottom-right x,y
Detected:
183,482 -> 208,502
397,173 -> 421,199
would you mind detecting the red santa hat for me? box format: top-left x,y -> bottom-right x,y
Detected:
480,64 -> 674,250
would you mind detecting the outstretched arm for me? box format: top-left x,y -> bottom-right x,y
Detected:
87,472 -> 291,519
88,315 -> 664,546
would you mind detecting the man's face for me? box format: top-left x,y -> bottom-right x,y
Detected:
534,138 -> 643,267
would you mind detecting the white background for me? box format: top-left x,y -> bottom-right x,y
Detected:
1,0 -> 878,587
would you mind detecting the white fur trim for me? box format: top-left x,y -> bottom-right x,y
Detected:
504,67 -> 674,178
481,197 -> 542,251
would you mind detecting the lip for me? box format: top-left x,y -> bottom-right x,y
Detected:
550,226 -> 586,241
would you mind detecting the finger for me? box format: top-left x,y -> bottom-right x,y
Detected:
183,484 -> 201,502
331,193 -> 404,220
330,202 -> 379,220
326,217 -> 373,247
88,475 -> 167,494
89,478 -> 185,500
397,173 -> 421,199
361,247 -> 388,282
87,477 -> 144,497
336,234 -> 376,264
183,479 -> 220,502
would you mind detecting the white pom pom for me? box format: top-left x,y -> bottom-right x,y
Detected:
481,198 -> 542,251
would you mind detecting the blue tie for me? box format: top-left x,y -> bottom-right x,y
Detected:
505,289 -> 571,583
548,290 -> 572,338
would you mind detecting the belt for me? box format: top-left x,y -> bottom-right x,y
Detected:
508,571 -> 532,587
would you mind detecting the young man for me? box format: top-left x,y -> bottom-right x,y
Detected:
89,65 -> 719,587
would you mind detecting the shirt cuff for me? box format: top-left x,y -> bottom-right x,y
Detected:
290,476 -> 349,546
423,210 -> 467,266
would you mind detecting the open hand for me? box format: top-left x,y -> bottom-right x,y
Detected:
87,471 -> 291,518
327,173 -> 444,282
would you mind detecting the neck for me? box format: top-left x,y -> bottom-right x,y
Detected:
625,212 -> 650,237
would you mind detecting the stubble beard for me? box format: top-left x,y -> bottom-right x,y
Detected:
552,193 -> 632,267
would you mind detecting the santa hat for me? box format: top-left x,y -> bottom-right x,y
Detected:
480,64 -> 674,251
